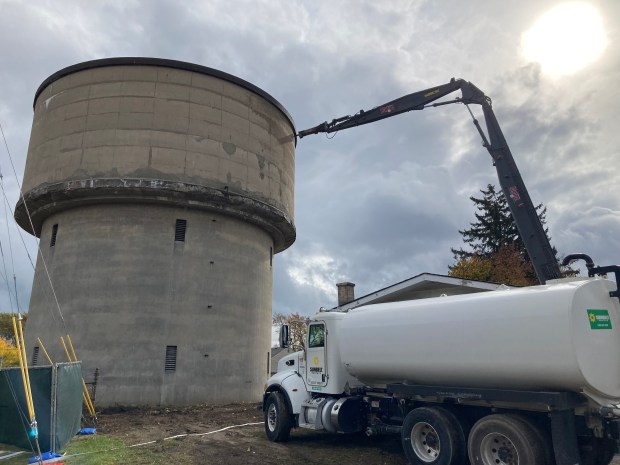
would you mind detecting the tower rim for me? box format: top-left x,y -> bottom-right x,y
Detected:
33,57 -> 296,135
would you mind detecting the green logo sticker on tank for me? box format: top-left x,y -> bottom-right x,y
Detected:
588,309 -> 612,330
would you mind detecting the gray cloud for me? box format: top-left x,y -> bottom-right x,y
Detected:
0,0 -> 618,317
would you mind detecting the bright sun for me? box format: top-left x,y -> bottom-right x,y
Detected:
521,2 -> 607,78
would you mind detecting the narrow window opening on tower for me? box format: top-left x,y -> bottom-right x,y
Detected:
270,247 -> 273,267
50,224 -> 58,247
174,219 -> 187,242
165,345 -> 177,372
32,346 -> 40,366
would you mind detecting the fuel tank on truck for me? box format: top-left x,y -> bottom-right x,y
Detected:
338,278 -> 620,406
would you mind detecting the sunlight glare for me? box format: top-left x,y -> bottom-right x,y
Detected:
521,2 -> 607,77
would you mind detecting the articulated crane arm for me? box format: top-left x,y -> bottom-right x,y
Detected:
298,78 -> 561,284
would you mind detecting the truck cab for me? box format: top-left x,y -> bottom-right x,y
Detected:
270,312 -> 364,396
264,311 -> 366,440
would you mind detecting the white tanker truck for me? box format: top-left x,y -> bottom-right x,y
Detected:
264,271 -> 620,465
263,80 -> 620,464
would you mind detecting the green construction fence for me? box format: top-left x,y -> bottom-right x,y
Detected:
0,362 -> 83,452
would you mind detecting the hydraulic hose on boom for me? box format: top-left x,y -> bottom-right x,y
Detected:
298,78 -> 561,284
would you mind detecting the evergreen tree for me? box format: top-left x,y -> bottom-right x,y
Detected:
451,184 -> 548,262
449,184 -> 565,285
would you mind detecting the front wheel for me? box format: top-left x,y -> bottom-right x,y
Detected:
401,406 -> 467,465
264,392 -> 293,442
468,414 -> 549,465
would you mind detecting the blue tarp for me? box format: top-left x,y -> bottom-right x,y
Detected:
28,451 -> 64,464
77,428 -> 96,435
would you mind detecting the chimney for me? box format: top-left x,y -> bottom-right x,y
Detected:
336,282 -> 355,306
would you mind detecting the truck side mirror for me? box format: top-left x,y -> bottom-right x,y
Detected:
279,324 -> 289,348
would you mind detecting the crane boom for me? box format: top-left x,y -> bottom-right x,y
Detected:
299,78 -> 561,284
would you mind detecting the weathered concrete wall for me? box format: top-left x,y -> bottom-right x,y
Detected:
30,205 -> 273,405
18,58 -> 295,405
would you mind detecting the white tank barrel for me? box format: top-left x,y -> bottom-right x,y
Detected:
339,278 -> 620,404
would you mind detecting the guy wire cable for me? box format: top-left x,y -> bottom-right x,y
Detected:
0,195 -> 60,327
1,173 -> 20,311
0,121 -> 67,331
0,171 -> 18,312
0,182 -> 60,327
0,246 -> 15,312
0,122 -> 45,464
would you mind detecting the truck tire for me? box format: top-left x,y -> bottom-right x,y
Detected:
264,392 -> 293,442
401,406 -> 467,465
468,414 -> 548,465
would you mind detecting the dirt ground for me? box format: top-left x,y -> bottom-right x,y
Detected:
95,402 -> 409,465
92,402 -> 620,465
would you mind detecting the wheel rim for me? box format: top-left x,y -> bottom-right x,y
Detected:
479,432 -> 519,465
267,403 -> 277,432
410,421 -> 441,462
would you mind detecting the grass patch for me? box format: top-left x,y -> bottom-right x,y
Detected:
1,433 -> 185,465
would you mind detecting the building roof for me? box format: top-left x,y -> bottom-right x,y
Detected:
335,273 -> 511,312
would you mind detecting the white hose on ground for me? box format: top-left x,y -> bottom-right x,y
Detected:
62,421 -> 264,460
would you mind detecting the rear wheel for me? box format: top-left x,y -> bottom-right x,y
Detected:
264,392 -> 293,442
401,406 -> 467,465
468,414 -> 549,465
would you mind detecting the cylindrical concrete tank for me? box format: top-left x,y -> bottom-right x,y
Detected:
16,58 -> 296,406
339,278 -> 620,404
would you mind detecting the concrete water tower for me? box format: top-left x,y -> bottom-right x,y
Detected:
16,58 -> 296,406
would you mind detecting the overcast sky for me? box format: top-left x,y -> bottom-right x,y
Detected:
0,0 -> 618,316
